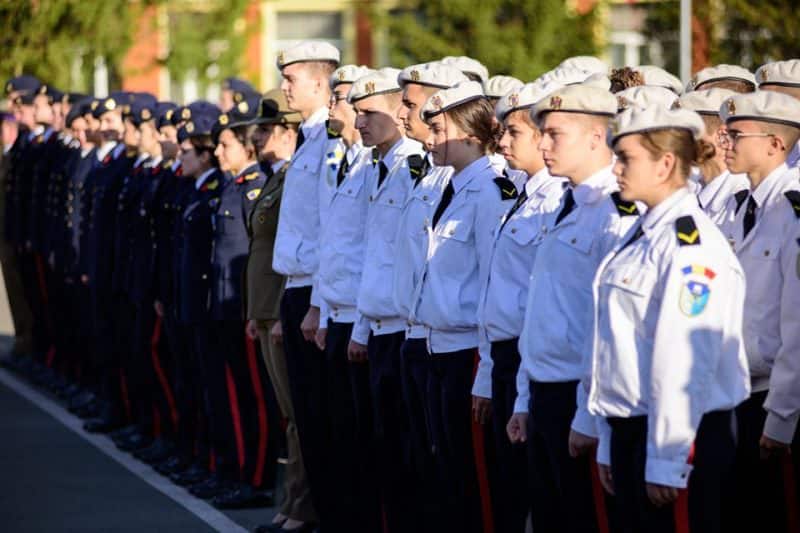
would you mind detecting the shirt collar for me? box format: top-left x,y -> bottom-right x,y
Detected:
787,139 -> 800,167
134,154 -> 149,168
525,167 -> 559,197
195,167 -> 216,190
572,164 -> 616,206
300,106 -> 329,138
641,187 -> 692,238
96,141 -> 117,161
751,162 -> 788,207
452,155 -> 492,194
271,158 -> 287,175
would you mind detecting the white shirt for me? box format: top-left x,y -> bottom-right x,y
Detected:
697,170 -> 749,225
514,165 -> 640,424
95,141 -> 117,162
588,188 -> 749,488
319,136 -> 348,226
392,155 -> 450,339
272,106 -> 329,302
354,137 -> 425,341
787,139 -> 800,169
410,155 -> 515,358
479,168 -> 567,343
719,163 -> 800,443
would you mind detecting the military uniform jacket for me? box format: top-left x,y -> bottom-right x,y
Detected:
27,128 -> 59,253
111,155 -> 149,296
152,170 -> 191,309
62,147 -> 97,278
4,128 -> 35,246
243,161 -> 287,321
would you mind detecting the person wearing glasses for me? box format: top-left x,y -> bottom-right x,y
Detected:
717,91 -> 800,533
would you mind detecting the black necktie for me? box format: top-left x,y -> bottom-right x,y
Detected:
336,156 -> 350,187
295,129 -> 306,151
620,223 -> 644,250
499,188 -> 528,233
413,158 -> 430,188
554,188 -> 576,225
377,161 -> 389,189
432,181 -> 454,229
743,195 -> 757,238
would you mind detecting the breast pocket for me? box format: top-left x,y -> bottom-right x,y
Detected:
556,228 -> 593,255
603,265 -> 657,297
337,172 -> 365,199
504,219 -> 540,247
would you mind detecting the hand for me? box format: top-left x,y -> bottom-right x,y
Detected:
270,320 -> 283,345
568,429 -> 598,458
81,274 -> 89,285
646,483 -> 679,507
347,340 -> 368,363
154,300 -> 164,318
506,413 -> 528,444
760,434 -> 791,460
597,463 -> 615,495
301,306 -> 320,343
245,320 -> 259,341
472,396 -> 492,425
315,328 -> 327,351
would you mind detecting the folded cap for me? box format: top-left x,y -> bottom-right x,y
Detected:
276,41 -> 341,69
93,93 -> 130,119
495,80 -> 564,121
13,92 -> 36,106
610,106 -> 705,144
536,66 -> 591,87
686,64 -> 756,92
676,88 -> 736,115
559,56 -> 608,75
719,90 -> 800,128
178,105 -> 222,143
582,73 -> 612,91
530,84 -> 617,123
637,65 -> 683,94
128,99 -> 157,127
347,69 -> 402,104
397,62 -> 469,89
227,90 -> 262,124
330,65 -> 374,89
176,100 -> 219,125
755,59 -> 800,88
65,96 -> 95,127
616,85 -> 678,112
63,92 -> 88,105
440,56 -> 489,82
421,81 -> 485,120
254,88 -> 302,125
483,75 -> 524,99
37,84 -> 64,105
221,77 -> 255,94
5,75 -> 40,95
156,102 -> 178,129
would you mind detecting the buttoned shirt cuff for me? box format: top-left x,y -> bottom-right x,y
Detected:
513,392 -> 529,415
570,404 -> 598,439
645,457 -> 693,489
764,410 -> 800,444
471,364 -> 492,399
310,279 -> 321,308
350,315 -> 371,345
319,301 -> 330,329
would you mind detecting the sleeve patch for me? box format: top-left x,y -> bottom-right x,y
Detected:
493,177 -> 518,200
675,215 -> 701,246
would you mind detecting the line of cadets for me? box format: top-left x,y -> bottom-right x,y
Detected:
2,44 -> 800,533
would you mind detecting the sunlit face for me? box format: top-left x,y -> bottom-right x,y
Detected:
99,110 -> 124,142
139,121 -> 160,155
399,84 -> 434,143
280,63 -> 326,114
123,118 -> 141,149
612,134 -> 663,202
423,112 -> 470,167
353,94 -> 402,148
158,124 -> 178,144
214,128 -> 249,174
33,94 -> 54,125
70,117 -> 90,149
328,83 -> 355,134
538,112 -> 597,179
498,111 -> 542,172
721,119 -> 776,176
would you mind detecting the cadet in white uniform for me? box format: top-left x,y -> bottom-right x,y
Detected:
755,59 -> 800,170
717,91 -> 800,533
589,105 -> 750,533
479,79 -> 567,533
271,40 -> 340,529
506,85 -> 638,533
410,81 -> 516,533
683,63 -> 756,93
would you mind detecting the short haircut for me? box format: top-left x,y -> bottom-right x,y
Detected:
697,79 -> 755,93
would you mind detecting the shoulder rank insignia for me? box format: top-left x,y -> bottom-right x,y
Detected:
245,172 -> 260,181
407,154 -> 427,179
675,215 -> 701,246
784,190 -> 800,218
325,120 -> 341,139
493,177 -> 518,200
372,147 -> 380,166
611,192 -> 639,216
201,179 -> 219,192
734,189 -> 750,213
246,188 -> 261,201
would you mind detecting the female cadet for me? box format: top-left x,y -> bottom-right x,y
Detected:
587,106 -> 750,533
411,80 -> 517,533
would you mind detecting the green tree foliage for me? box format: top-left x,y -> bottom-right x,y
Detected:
373,0 -> 599,81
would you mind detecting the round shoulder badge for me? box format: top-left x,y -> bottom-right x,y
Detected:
679,264 -> 715,316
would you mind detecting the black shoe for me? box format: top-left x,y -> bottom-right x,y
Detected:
189,475 -> 232,499
117,432 -> 152,452
135,438 -> 174,464
212,484 -> 274,509
67,390 -> 96,412
110,424 -> 141,442
156,455 -> 189,475
84,416 -> 123,434
171,464 -> 210,486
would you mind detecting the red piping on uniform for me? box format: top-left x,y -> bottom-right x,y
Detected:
673,443 -> 695,533
471,351 -> 495,533
590,457 -> 610,533
783,455 -> 799,533
150,317 -> 179,428
225,363 -> 246,471
244,331 -> 269,488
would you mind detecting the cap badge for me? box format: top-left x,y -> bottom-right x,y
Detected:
760,69 -> 769,83
219,114 -> 229,125
165,109 -> 173,121
277,51 -> 285,65
726,99 -> 736,115
337,70 -> 346,81
431,95 -> 443,109
104,98 -> 116,111
39,85 -> 47,94
91,101 -> 99,111
616,95 -> 630,110
550,96 -> 562,110
689,75 -> 698,89
185,121 -> 194,133
508,93 -> 519,108
365,81 -> 376,95
238,101 -> 249,113
234,92 -> 243,103
181,108 -> 191,119
5,82 -> 11,93
141,108 -> 151,120
410,70 -> 421,82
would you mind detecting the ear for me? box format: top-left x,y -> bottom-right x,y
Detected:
657,151 -> 677,181
768,134 -> 787,154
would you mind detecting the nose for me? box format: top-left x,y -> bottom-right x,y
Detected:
537,134 -> 550,152
612,159 -> 623,177
498,130 -> 511,151
397,105 -> 408,121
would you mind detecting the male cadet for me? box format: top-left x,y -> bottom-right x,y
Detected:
684,64 -> 756,93
717,91 -> 800,533
392,62 -> 467,528
677,88 -> 750,224
506,85 -> 639,533
272,40 -> 340,520
479,80 -> 567,533
755,59 -> 800,170
219,77 -> 257,113
348,69 -> 426,532
312,64 -> 377,533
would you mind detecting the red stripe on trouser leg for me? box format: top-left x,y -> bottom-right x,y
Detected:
45,345 -> 56,368
225,363 -> 246,471
244,331 -> 269,488
153,404 -> 162,437
150,317 -> 179,427
120,370 -> 132,422
209,450 -> 216,472
590,457 -> 610,533
673,443 -> 695,533
471,352 -> 494,533
783,455 -> 799,532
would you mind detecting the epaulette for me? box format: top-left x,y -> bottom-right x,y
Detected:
325,120 -> 341,139
493,176 -> 518,200
372,147 -> 380,166
784,190 -> 800,219
407,154 -> 426,179
244,171 -> 260,181
611,192 -> 639,216
733,189 -> 749,213
675,215 -> 701,246
202,179 -> 219,192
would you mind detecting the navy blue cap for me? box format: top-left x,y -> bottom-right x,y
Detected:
93,92 -> 132,118
155,102 -> 178,129
65,96 -> 95,127
13,92 -> 36,105
128,98 -> 158,127
174,100 -> 219,125
37,84 -> 65,104
5,75 -> 40,95
177,104 -> 222,143
64,92 -> 89,105
222,77 -> 255,94
211,90 -> 261,142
